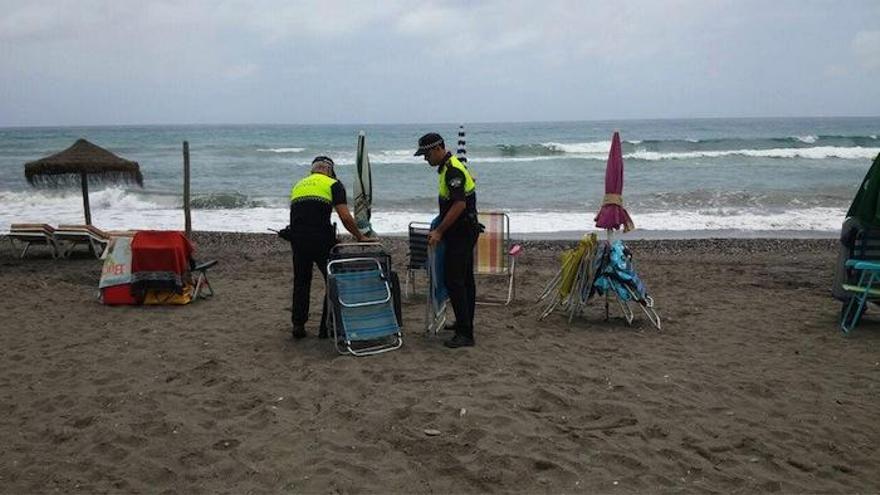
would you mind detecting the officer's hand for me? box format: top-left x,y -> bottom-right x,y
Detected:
428,230 -> 442,247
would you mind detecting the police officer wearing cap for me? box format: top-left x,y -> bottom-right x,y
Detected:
415,133 -> 481,348
289,156 -> 367,340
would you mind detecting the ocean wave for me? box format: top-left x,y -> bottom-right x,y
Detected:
640,189 -> 851,210
793,135 -> 818,144
0,204 -> 846,234
303,144 -> 878,166
257,147 -> 305,153
541,141 -> 611,154
190,192 -> 266,209
626,146 -> 880,161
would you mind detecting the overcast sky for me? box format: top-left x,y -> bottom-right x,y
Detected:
1,0 -> 878,126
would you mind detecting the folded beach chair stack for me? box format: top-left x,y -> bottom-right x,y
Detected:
7,224 -> 59,258
404,221 -> 431,299
537,233 -> 599,321
590,240 -> 661,330
537,236 -> 660,329
425,242 -> 449,335
326,243 -> 402,356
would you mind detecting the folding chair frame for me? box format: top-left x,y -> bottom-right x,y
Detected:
55,226 -> 110,259
326,244 -> 403,356
192,260 -> 218,299
475,212 -> 522,306
405,221 -> 431,300
840,259 -> 880,335
425,245 -> 448,336
8,227 -> 59,259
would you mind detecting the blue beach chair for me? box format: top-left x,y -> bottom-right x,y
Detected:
425,242 -> 449,335
592,240 -> 661,330
840,259 -> 880,335
326,243 -> 402,356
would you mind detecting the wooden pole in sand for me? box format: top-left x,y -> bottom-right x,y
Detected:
605,228 -> 612,320
183,141 -> 191,237
81,172 -> 92,225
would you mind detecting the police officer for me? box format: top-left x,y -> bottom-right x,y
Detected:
415,133 -> 480,348
289,156 -> 367,340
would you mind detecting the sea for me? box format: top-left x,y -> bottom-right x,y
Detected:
1,117 -> 878,238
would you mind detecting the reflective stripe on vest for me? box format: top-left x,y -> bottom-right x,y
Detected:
290,173 -> 337,203
438,155 -> 476,200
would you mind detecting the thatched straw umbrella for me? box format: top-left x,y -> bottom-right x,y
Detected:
25,139 -> 144,225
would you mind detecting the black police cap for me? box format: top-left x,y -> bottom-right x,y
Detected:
414,133 -> 444,156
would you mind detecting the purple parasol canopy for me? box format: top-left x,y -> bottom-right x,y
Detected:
594,131 -> 635,232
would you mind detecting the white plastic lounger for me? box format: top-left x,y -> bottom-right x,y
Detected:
55,224 -> 111,258
8,224 -> 59,258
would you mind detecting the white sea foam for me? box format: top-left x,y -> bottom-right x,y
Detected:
279,144 -> 878,166
257,147 -> 305,153
626,146 -> 880,161
0,187 -> 845,235
542,141 -> 611,154
794,135 -> 818,144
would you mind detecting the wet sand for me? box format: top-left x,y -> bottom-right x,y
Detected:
0,233 -> 878,493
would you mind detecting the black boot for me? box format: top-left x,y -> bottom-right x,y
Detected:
292,324 -> 307,339
443,333 -> 475,348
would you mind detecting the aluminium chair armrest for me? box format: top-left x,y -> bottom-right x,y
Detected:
193,259 -> 218,272
845,259 -> 880,271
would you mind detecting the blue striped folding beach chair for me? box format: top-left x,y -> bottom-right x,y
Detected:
425,243 -> 448,335
326,244 -> 402,356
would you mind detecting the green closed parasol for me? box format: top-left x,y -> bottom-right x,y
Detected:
846,153 -> 880,227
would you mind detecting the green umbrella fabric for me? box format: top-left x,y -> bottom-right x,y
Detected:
846,153 -> 880,227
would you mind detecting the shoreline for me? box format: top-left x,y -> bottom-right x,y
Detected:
2,228 -> 840,241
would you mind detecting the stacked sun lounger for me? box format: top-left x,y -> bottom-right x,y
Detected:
8,224 -> 59,258
55,224 -> 111,258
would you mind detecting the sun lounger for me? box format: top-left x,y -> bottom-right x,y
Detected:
475,212 -> 523,305
326,243 -> 402,356
55,224 -> 111,258
8,224 -> 59,258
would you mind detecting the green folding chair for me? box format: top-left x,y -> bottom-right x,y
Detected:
840,259 -> 880,334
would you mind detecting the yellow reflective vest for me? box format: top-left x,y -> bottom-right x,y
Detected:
438,155 -> 476,200
290,173 -> 337,203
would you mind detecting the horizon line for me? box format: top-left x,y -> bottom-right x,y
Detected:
1,115 -> 879,130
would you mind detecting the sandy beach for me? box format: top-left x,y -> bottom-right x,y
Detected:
0,232 -> 878,494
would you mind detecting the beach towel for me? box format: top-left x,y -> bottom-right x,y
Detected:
99,236 -> 137,305
130,231 -> 194,297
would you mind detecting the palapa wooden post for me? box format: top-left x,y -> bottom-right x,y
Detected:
81,172 -> 92,225
183,141 -> 191,237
